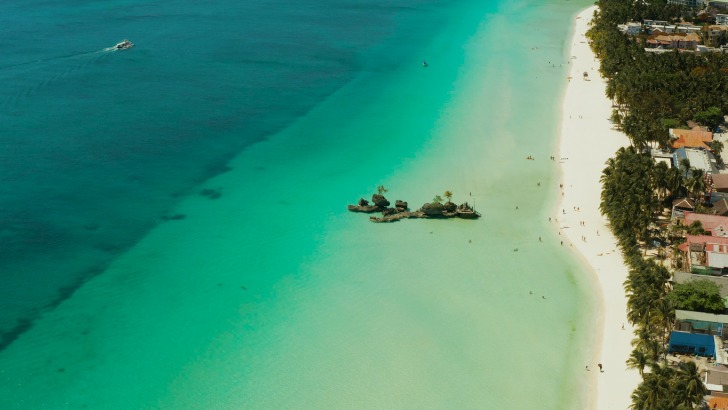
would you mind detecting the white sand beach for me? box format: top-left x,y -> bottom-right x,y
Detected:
558,6 -> 641,409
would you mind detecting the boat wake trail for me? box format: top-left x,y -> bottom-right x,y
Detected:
0,47 -> 120,71
0,48 -> 116,111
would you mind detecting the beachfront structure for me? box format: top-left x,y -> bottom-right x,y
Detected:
643,21 -> 702,34
618,22 -> 642,35
668,331 -> 716,357
676,310 -> 728,335
670,127 -> 714,150
718,14 -> 728,25
703,364 -> 728,398
685,211 -> 728,237
679,234 -> 728,270
676,23 -> 705,34
708,396 -> 728,408
703,25 -> 728,47
673,197 -> 697,220
675,271 -> 728,295
646,32 -> 702,49
668,0 -> 706,7
714,175 -> 728,193
644,19 -> 669,27
712,197 -> 728,216
673,147 -> 719,175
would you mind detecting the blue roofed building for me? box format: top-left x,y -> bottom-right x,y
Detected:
668,331 -> 716,358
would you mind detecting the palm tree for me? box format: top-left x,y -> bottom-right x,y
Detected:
679,158 -> 691,178
672,361 -> 707,409
666,166 -> 684,199
377,185 -> 388,195
686,221 -> 705,235
444,190 -> 453,203
631,364 -> 674,409
685,169 -> 706,204
433,195 -> 443,204
626,349 -> 650,376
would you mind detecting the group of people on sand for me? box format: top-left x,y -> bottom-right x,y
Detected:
586,363 -> 604,372
527,155 -> 564,161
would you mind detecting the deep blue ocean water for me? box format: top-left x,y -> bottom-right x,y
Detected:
0,0 -> 463,347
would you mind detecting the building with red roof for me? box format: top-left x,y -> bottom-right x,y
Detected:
684,211 -> 728,237
681,234 -> 728,270
671,127 -> 714,150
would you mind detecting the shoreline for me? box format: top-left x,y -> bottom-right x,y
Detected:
556,6 -> 641,409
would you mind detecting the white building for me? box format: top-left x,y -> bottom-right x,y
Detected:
668,0 -> 706,7
717,14 -> 728,25
618,22 -> 642,35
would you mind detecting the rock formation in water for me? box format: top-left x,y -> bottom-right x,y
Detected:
371,194 -> 390,207
421,202 -> 445,216
348,190 -> 479,223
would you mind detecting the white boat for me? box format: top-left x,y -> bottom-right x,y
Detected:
115,39 -> 133,50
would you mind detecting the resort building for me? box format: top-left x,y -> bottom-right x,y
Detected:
668,0 -> 706,7
618,22 -> 642,35
644,19 -> 669,27
673,197 -> 697,220
673,147 -> 719,175
671,127 -> 714,150
668,331 -> 716,357
712,197 -> 728,216
714,175 -> 728,194
675,310 -> 728,335
679,234 -> 728,271
711,1 -> 728,10
644,20 -> 672,34
718,14 -> 728,25
702,25 -> 728,47
642,21 -> 701,34
708,396 -> 728,408
684,211 -> 728,236
677,23 -> 704,34
646,32 -> 702,49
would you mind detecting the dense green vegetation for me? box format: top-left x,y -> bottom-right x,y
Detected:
588,0 -> 728,150
588,0 -> 728,408
630,361 -> 707,409
668,280 -> 726,313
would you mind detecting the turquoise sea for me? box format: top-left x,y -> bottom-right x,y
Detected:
0,0 -> 595,407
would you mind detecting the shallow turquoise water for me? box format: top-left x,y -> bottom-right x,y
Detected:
0,0 -> 595,408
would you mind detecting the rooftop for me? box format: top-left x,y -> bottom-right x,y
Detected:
676,309 -> 728,323
714,174 -> 728,190
684,211 -> 728,235
674,197 -> 696,209
713,198 -> 728,216
673,147 -> 718,175
647,32 -> 701,44
708,396 -> 728,408
671,127 -> 713,150
686,234 -> 728,248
